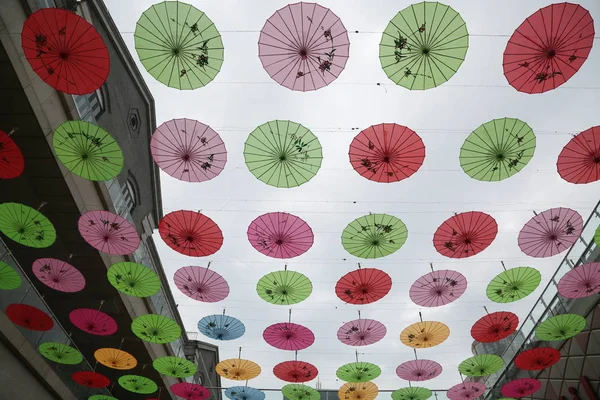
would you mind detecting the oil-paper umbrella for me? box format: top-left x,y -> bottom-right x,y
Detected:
557,262 -> 600,299
226,386 -> 265,400
348,123 -> 425,183
39,342 -> 83,365
89,396 -> 118,400
336,361 -> 382,383
557,126 -> 600,184
501,378 -> 541,398
487,265 -> 541,303
78,210 -> 140,255
244,120 -> 323,188
21,7 -> 110,94
274,360 -> 319,383
72,371 -> 110,388
0,202 -> 56,248
339,382 -> 379,400
596,224 -> 600,247
171,382 -> 211,400
174,265 -> 229,302
503,3 -> 595,94
458,354 -> 504,377
400,318 -> 450,348
94,348 -> 137,370
263,322 -> 315,351
282,384 -> 320,400
198,313 -> 245,341
343,215 -> 409,259
107,261 -> 161,298
471,310 -> 518,343
0,129 -> 24,179
409,267 -> 467,307
335,266 -> 392,305
247,212 -> 314,258
32,258 -> 85,293
337,312 -> 387,347
447,382 -> 486,400
153,356 -> 197,378
396,358 -> 442,382
391,387 -> 432,400
131,313 -> 182,344
135,1 -> 223,90
159,210 -> 223,257
380,2 -> 469,90
6,304 -> 54,331
0,261 -> 21,290
535,313 -> 586,341
216,358 -> 261,381
258,2 -> 350,91
151,118 -> 227,182
518,207 -> 583,258
514,347 -> 561,371
433,211 -> 498,258
118,375 -> 157,394
69,308 -> 118,336
257,267 -> 312,305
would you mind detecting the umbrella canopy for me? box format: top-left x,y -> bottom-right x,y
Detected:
458,354 -> 504,377
153,356 -> 197,378
471,311 -> 519,343
459,118 -> 536,181
518,207 -> 583,258
596,224 -> 600,247
150,118 -> 227,182
6,303 -> 54,331
244,120 -> 323,188
248,212 -> 314,259
69,308 -> 118,336
503,3 -> 594,94
336,362 -> 381,383
337,318 -> 387,346
501,378 -> 541,398
78,210 -> 140,255
258,2 -> 350,91
131,313 -> 182,344
198,314 -> 245,341
263,322 -> 315,351
282,384 -> 320,400
557,126 -> 600,184
134,1 -> 223,90
339,382 -> 379,400
0,202 -> 56,248
174,265 -> 229,302
535,313 -> 586,341
216,358 -> 261,381
226,387 -> 265,400
274,360 -> 319,383
0,261 -> 21,290
409,269 -> 467,307
400,320 -> 450,348
118,375 -> 157,394
171,382 -> 211,400
433,211 -> 498,258
32,258 -> 85,293
391,387 -> 432,400
89,396 -> 118,400
335,268 -> 392,305
39,342 -> 82,365
396,359 -> 442,382
0,129 -> 25,179
257,269 -> 313,305
487,266 -> 541,303
107,261 -> 161,298
447,382 -> 486,400
159,210 -> 223,256
94,348 -> 137,370
514,347 -> 561,371
72,371 -> 110,388
341,213 -> 408,258
379,2 -> 468,90
348,123 -> 425,183
21,7 -> 109,94
557,262 -> 600,299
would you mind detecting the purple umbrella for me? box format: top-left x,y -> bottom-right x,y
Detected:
447,382 -> 486,400
409,266 -> 467,307
78,210 -> 140,255
557,262 -> 600,299
518,208 -> 583,258
173,265 -> 230,302
337,312 -> 386,347
396,358 -> 442,382
247,212 -> 314,259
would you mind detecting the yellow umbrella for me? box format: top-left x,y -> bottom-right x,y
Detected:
94,348 -> 137,370
400,318 -> 450,349
338,382 -> 379,400
216,358 -> 261,381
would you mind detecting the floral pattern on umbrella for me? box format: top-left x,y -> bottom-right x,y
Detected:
337,318 -> 387,347
171,382 -> 211,400
6,304 -> 54,331
32,258 -> 85,293
409,269 -> 467,307
501,378 -> 541,398
274,360 -> 319,383
470,311 -> 518,343
514,347 -> 561,371
247,212 -> 314,259
282,384 -> 320,400
94,348 -> 137,370
433,211 -> 498,258
198,313 -> 245,341
159,210 -> 223,257
447,382 -> 486,400
557,126 -> 600,184
153,356 -> 197,378
400,320 -> 450,348
335,267 -> 392,305
518,207 -> 583,258
131,314 -> 182,344
72,371 -> 110,388
396,359 -> 442,382
69,308 -> 117,336
0,261 -> 22,290
107,262 -> 161,298
0,202 -> 56,248
78,210 -> 140,255
342,213 -> 408,258
487,266 -> 541,303
557,262 -> 600,299
535,313 -> 586,341
174,265 -> 229,302
263,322 -> 315,351
226,387 -> 265,400
216,358 -> 261,381
0,129 -> 25,179
339,382 -> 379,400
336,362 -> 381,383
257,269 -> 313,305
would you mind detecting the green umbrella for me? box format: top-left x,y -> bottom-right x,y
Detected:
487,266 -> 541,303
594,224 -> 600,247
53,121 -> 124,181
244,120 -> 323,188
458,354 -> 504,377
89,396 -> 118,400
0,203 -> 56,248
379,2 -> 468,90
391,387 -> 432,400
107,262 -> 161,298
341,213 -> 408,258
0,261 -> 22,290
336,362 -> 381,383
536,314 -> 586,341
131,313 -> 182,344
118,374 -> 157,394
134,1 -> 224,90
153,356 -> 197,378
39,342 -> 83,365
256,269 -> 312,305
459,118 -> 536,181
282,384 -> 320,400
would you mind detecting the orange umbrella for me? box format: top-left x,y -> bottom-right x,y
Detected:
400,315 -> 449,349
338,382 -> 379,400
216,357 -> 261,381
94,348 -> 137,370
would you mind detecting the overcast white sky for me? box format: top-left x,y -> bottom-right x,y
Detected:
104,1 -> 600,399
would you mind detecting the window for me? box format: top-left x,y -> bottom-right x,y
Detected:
123,179 -> 138,213
73,87 -> 107,122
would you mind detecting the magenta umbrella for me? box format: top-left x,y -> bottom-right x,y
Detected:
69,308 -> 118,336
150,118 -> 227,183
263,322 -> 315,351
558,262 -> 600,299
173,265 -> 229,302
258,2 -> 350,91
78,210 -> 140,255
396,358 -> 442,382
518,208 -> 583,258
247,212 -> 314,259
32,258 -> 85,293
409,267 -> 467,307
447,382 -> 486,400
337,314 -> 387,346
501,378 -> 541,398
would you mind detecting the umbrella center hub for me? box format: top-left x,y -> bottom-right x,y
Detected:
594,156 -> 600,163
186,235 -> 195,242
275,239 -> 284,245
182,153 -> 190,161
547,49 -> 556,58
371,239 -> 380,246
299,47 -> 309,59
59,52 -> 69,60
172,47 -> 181,56
550,234 -> 558,240
279,154 -> 287,161
421,46 -> 431,56
383,155 -> 390,163
496,153 -> 505,161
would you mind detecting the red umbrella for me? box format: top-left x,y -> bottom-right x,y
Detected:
78,210 -> 141,256
72,371 -> 110,388
447,382 -> 486,400
0,129 -> 25,179
557,262 -> 600,299
409,268 -> 467,307
32,258 -> 85,293
263,322 -> 315,351
471,311 -> 519,343
518,207 -> 583,258
349,123 -> 425,183
69,308 -> 118,336
335,267 -> 392,305
433,212 -> 498,258
273,360 -> 318,383
337,315 -> 387,347
171,382 -> 211,400
6,304 -> 54,331
159,210 -> 223,257
557,126 -> 600,184
21,8 -> 110,95
173,265 -> 229,302
247,212 -> 314,259
514,347 -> 561,371
503,3 -> 595,94
396,359 -> 442,382
501,378 -> 541,398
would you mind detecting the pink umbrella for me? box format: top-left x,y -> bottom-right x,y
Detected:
173,265 -> 229,302
171,382 -> 211,400
518,208 -> 583,258
447,382 -> 486,400
258,2 -> 350,91
32,258 -> 85,293
337,314 -> 387,346
69,308 -> 117,336
247,212 -> 314,259
396,359 -> 442,382
150,118 -> 227,183
78,210 -> 140,255
501,378 -> 541,398
409,268 -> 467,307
263,322 -> 315,351
558,262 -> 600,299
